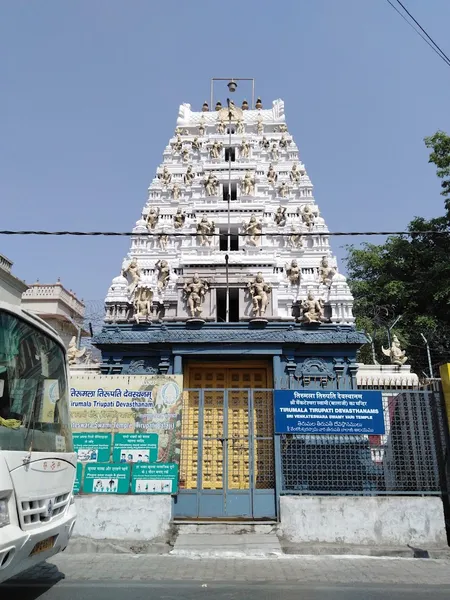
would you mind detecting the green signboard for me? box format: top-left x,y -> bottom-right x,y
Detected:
73,462 -> 83,494
113,433 -> 158,464
132,463 -> 178,494
73,433 -> 112,463
83,463 -> 131,494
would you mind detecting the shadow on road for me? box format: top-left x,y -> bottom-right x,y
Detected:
0,561 -> 64,600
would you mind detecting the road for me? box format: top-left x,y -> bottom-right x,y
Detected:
2,554 -> 450,600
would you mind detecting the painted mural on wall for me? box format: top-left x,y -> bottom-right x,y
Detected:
69,374 -> 182,494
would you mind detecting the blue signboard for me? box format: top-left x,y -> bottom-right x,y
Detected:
274,390 -> 385,435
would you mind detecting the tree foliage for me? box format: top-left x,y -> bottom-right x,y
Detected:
346,132 -> 450,375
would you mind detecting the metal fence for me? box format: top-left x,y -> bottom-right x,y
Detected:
280,389 -> 449,496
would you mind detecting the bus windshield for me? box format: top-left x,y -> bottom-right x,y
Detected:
0,308 -> 73,453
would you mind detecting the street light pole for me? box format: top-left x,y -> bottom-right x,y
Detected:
225,97 -> 232,323
420,333 -> 434,378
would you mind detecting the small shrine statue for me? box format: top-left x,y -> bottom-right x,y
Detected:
173,207 -> 186,229
181,148 -> 190,163
183,273 -> 209,319
278,182 -> 289,198
236,118 -> 245,134
277,123 -> 288,133
318,256 -> 336,286
290,163 -> 301,183
286,259 -> 301,286
196,215 -> 215,246
191,137 -> 202,151
382,335 -> 408,366
67,336 -> 86,365
210,140 -> 223,159
300,204 -> 315,229
155,259 -> 170,291
240,138 -> 251,159
184,165 -> 195,185
204,173 -> 219,196
260,136 -> 270,150
133,287 -> 153,323
198,118 -> 206,136
171,183 -> 181,200
146,206 -> 160,230
271,143 -> 279,161
279,134 -> 289,148
289,227 -> 303,249
256,115 -> 264,135
301,292 -> 324,324
243,214 -> 262,246
122,258 -> 141,295
242,170 -> 255,196
247,272 -> 271,318
159,166 -> 172,186
274,206 -> 287,227
172,134 -> 183,153
159,233 -> 169,250
174,127 -> 182,136
216,120 -> 226,134
267,164 -> 278,184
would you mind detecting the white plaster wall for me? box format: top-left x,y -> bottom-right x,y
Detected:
279,496 -> 447,546
74,496 -> 172,541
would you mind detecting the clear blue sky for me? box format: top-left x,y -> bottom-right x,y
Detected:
1,0 -> 450,307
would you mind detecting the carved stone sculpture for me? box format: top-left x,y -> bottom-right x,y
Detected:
301,292 -> 324,324
171,183 -> 181,200
196,215 -> 215,246
174,127 -> 182,136
289,228 -> 303,249
216,120 -> 226,134
290,163 -> 301,183
267,164 -> 278,184
159,233 -> 169,250
181,148 -> 190,163
286,259 -> 301,285
271,143 -> 279,161
183,273 -> 209,319
318,256 -> 336,286
242,170 -> 255,196
159,166 -> 172,185
146,207 -> 160,230
274,206 -> 287,227
277,123 -> 288,133
256,116 -> 264,135
191,137 -> 202,151
67,336 -> 86,365
279,135 -> 289,148
133,287 -> 153,323
173,207 -> 186,229
382,335 -> 408,366
278,182 -> 289,198
240,138 -> 251,159
210,140 -> 223,159
172,134 -> 183,153
184,165 -> 195,185
260,136 -> 270,150
155,260 -> 170,291
122,258 -> 141,295
204,173 -> 219,196
247,272 -> 271,318
236,118 -> 245,134
300,204 -> 315,229
243,214 -> 262,246
198,118 -> 206,136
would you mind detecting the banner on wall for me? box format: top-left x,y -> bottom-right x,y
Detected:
69,374 -> 183,494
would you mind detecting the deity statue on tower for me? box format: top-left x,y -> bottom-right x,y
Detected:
183,273 -> 209,319
122,258 -> 141,296
133,287 -> 153,323
243,214 -> 262,246
247,272 -> 271,318
286,260 -> 301,286
242,170 -> 255,196
173,207 -> 186,229
196,215 -> 215,246
300,292 -> 324,324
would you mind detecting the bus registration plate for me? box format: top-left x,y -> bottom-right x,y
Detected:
30,536 -> 56,556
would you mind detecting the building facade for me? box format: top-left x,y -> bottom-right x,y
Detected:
94,93 -> 367,519
0,254 -> 28,305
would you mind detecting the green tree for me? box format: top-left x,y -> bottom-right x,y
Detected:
346,132 -> 450,376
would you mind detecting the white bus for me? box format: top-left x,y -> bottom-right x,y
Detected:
0,301 -> 77,583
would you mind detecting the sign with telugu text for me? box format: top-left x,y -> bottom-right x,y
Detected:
274,390 -> 385,435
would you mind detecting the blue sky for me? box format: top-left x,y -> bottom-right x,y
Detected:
1,0 -> 450,308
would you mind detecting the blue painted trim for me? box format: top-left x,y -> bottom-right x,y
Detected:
174,355 -> 182,374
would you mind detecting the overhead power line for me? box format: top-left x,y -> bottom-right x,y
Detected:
385,0 -> 450,68
0,230 -> 449,238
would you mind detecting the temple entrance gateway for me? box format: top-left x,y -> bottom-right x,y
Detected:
174,362 -> 276,519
